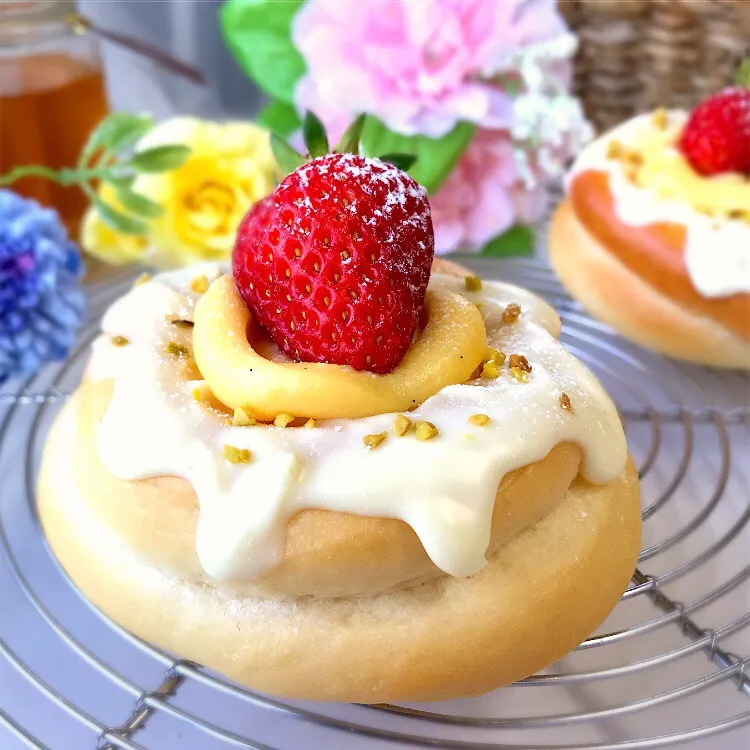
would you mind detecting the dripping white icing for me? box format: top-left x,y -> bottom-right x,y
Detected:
90,264 -> 627,582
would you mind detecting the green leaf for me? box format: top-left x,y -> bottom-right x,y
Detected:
302,111 -> 329,157
80,112 -> 154,165
220,0 -> 306,102
257,99 -> 302,136
360,118 -> 475,193
480,225 -> 534,258
735,59 -> 750,87
378,153 -> 417,172
113,185 -> 163,218
130,145 -> 192,173
334,114 -> 367,154
90,194 -> 149,236
107,175 -> 136,191
271,133 -> 306,174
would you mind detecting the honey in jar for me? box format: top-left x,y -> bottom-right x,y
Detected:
0,1 -> 108,235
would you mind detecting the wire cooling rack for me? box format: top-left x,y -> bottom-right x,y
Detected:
0,258 -> 748,750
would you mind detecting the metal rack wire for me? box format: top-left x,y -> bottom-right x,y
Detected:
0,259 -> 748,750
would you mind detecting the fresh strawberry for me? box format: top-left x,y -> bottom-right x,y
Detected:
678,86 -> 750,176
233,139 -> 434,374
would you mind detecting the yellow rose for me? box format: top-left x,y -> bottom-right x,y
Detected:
81,118 -> 277,268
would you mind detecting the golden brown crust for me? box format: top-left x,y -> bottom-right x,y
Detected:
40,400 -> 642,703
549,200 -> 750,369
75,379 -> 582,598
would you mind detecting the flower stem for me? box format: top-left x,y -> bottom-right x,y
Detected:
0,165 -> 64,186
0,165 -> 115,188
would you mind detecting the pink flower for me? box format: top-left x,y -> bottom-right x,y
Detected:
291,0 -> 591,253
430,129 -> 547,254
292,0 -> 571,139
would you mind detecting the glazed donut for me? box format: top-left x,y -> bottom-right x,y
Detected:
39,258 -> 640,702
549,111 -> 750,369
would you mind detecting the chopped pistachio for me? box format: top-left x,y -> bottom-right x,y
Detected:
464,275 -> 482,292
223,445 -> 252,464
394,414 -> 412,436
560,393 -> 574,412
651,108 -> 668,130
415,421 -> 439,441
274,413 -> 294,428
624,166 -> 639,185
363,432 -> 388,449
304,418 -> 316,429
606,139 -> 624,159
165,341 -> 189,357
111,335 -> 130,347
508,353 -> 532,372
501,303 -> 521,324
510,367 -> 530,383
468,413 -> 490,426
625,149 -> 643,166
134,272 -> 151,286
483,347 -> 506,366
232,407 -> 256,427
190,274 -> 210,294
481,361 -> 500,379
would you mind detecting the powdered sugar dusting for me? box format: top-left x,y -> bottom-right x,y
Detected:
295,153 -> 429,225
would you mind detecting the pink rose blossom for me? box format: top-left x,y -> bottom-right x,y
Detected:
291,0 -> 590,253
292,0 -> 570,139
430,129 -> 547,254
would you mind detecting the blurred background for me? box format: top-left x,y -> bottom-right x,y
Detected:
2,0 -> 749,252
80,0 -> 263,119
84,0 -> 750,128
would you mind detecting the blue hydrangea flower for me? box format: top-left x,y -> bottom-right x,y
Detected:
0,190 -> 85,384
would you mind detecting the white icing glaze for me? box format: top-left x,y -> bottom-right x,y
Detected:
90,265 -> 627,583
567,112 -> 750,299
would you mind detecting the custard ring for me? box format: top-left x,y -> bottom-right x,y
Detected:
193,274 -> 486,420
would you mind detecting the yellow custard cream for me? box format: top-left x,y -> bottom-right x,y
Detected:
88,264 -> 627,583
192,274 -> 486,421
568,111 -> 750,298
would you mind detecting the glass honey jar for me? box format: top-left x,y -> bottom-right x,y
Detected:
0,0 -> 109,236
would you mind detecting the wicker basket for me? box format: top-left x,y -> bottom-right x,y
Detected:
559,0 -> 750,133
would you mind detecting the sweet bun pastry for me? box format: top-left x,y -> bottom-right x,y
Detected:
550,102 -> 750,369
39,135 -> 640,703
